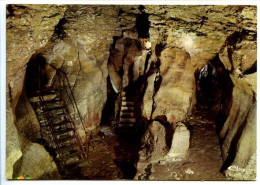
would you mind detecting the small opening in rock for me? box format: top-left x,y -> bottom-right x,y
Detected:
136,6 -> 150,38
25,54 -> 49,97
243,61 -> 257,75
53,18 -> 67,40
195,55 -> 233,131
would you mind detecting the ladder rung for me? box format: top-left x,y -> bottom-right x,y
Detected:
64,159 -> 86,167
58,150 -> 81,161
29,94 -> 57,103
58,135 -> 76,143
46,105 -> 64,110
56,143 -> 79,153
54,128 -> 74,136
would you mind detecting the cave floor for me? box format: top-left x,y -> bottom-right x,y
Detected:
72,129 -> 123,180
70,107 -> 227,180
140,107 -> 227,181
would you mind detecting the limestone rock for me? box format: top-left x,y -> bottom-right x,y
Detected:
142,73 -> 156,119
220,75 -> 256,179
142,121 -> 168,161
219,34 -> 256,73
6,100 -> 22,179
14,143 -> 61,180
108,62 -> 122,93
135,121 -> 168,179
152,48 -> 195,123
15,91 -> 41,142
166,122 -> 190,158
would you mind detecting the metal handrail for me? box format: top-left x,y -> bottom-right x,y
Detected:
38,63 -> 89,159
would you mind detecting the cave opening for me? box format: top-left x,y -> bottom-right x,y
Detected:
194,55 -> 233,131
136,6 -> 150,38
99,76 -> 148,179
25,54 -> 49,98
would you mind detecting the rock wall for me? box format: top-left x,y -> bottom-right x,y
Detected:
6,5 -> 66,179
41,5 -> 122,136
6,5 -> 122,179
117,5 -> 256,180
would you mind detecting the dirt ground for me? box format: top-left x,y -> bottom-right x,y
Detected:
71,107 -> 227,180
138,107 -> 227,181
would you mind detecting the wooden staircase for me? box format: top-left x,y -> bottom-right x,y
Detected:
29,88 -> 87,177
118,90 -> 136,134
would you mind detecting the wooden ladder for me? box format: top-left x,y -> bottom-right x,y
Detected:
29,90 -> 87,177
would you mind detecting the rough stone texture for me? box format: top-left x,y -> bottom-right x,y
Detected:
142,73 -> 156,119
166,122 -> 190,158
142,121 -> 168,161
6,5 -> 122,179
152,48 -> 195,123
13,143 -> 61,180
135,121 -> 168,179
136,109 -> 226,180
6,5 -> 257,180
15,91 -> 41,142
41,6 -> 122,135
220,76 -> 256,180
6,5 -> 67,109
6,5 -> 66,178
6,100 -> 22,179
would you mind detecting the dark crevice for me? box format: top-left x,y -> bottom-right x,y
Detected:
25,54 -> 49,97
136,6 -> 150,38
153,115 -> 174,149
6,5 -> 15,17
220,107 -> 251,172
144,52 -> 151,73
118,8 -> 125,17
222,29 -> 252,73
52,18 -> 67,41
100,76 -> 118,126
242,61 -> 257,75
195,55 -> 233,125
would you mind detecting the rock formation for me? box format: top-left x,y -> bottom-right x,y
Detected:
6,5 -> 256,180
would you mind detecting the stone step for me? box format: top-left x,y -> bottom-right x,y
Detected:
121,101 -> 134,106
120,118 -> 136,123
118,123 -> 134,128
121,91 -> 134,96
121,106 -> 134,111
56,143 -> 79,153
122,96 -> 134,101
117,127 -> 135,134
120,112 -> 134,117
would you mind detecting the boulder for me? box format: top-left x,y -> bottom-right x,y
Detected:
152,48 -> 196,123
14,143 -> 61,180
135,121 -> 168,178
166,122 -> 190,158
